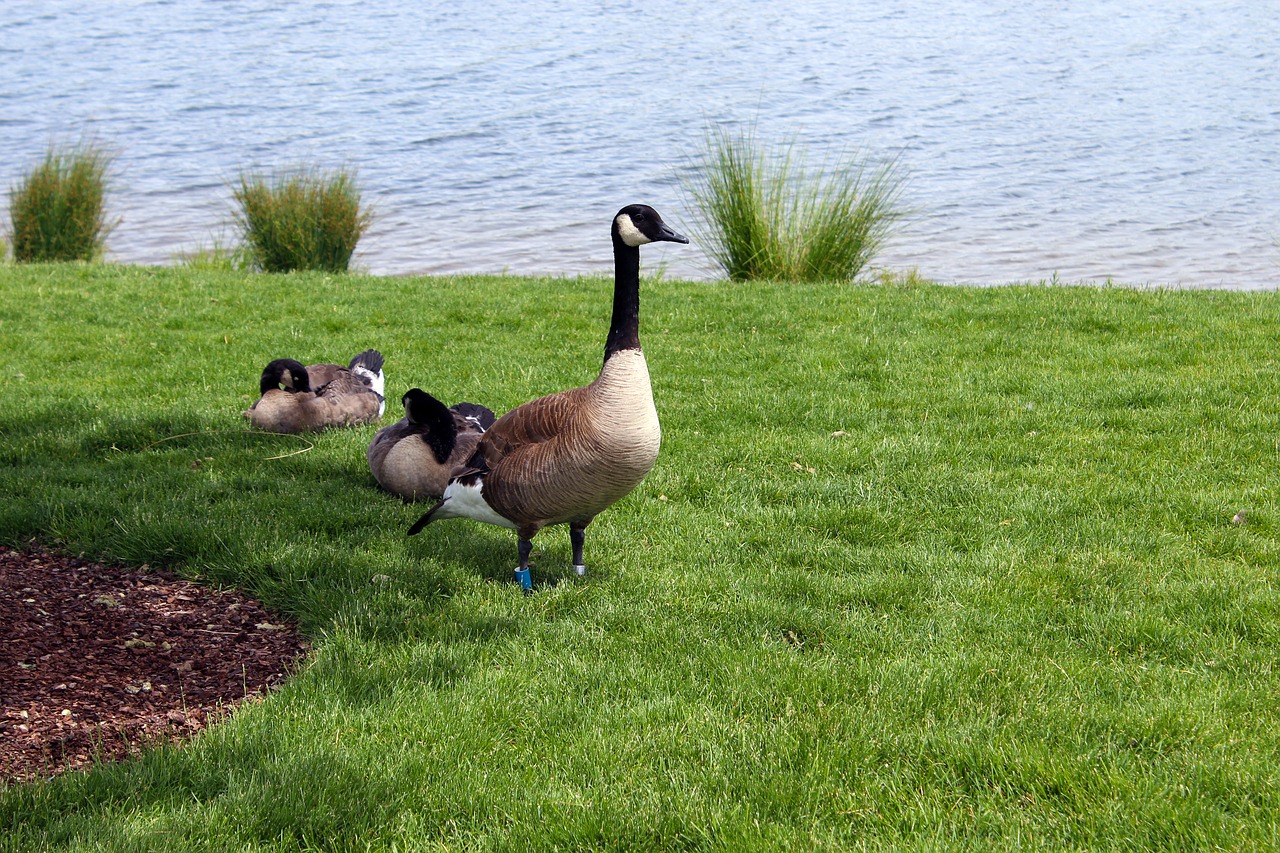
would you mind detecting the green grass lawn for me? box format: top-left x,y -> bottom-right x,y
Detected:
2,263 -> 1279,850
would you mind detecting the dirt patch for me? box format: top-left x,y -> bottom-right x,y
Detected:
0,544 -> 308,784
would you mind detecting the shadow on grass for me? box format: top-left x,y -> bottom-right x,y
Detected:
417,517 -> 606,594
0,403 -> 573,608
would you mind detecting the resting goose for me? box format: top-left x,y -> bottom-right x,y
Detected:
243,349 -> 386,433
408,204 -> 688,592
367,388 -> 496,501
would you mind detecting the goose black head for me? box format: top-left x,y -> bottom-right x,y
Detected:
613,204 -> 689,248
260,358 -> 311,395
403,388 -> 457,464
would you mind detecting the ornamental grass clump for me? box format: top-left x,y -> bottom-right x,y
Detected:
688,127 -> 904,282
8,144 -> 113,263
174,238 -> 252,272
233,168 -> 370,273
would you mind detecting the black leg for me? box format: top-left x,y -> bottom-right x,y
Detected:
570,520 -> 588,577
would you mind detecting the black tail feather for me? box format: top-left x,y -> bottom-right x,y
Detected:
450,402 -> 497,431
407,501 -> 444,536
348,349 -> 384,374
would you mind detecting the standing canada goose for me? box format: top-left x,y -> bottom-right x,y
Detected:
408,204 -> 688,592
243,349 -> 386,433
367,388 -> 497,501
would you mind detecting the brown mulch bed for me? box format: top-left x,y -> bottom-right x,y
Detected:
0,544 -> 308,784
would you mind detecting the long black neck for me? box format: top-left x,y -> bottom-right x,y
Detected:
604,233 -> 642,360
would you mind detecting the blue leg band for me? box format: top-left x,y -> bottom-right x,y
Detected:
515,568 -> 532,591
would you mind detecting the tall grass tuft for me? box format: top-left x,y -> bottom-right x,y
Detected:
174,237 -> 252,272
232,168 -> 371,273
687,127 -> 904,282
7,143 -> 113,263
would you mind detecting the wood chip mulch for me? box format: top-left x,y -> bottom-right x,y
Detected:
0,544 -> 308,784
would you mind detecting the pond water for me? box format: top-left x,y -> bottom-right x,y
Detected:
3,0 -> 1278,287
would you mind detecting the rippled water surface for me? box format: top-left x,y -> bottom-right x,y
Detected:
3,0 -> 1278,286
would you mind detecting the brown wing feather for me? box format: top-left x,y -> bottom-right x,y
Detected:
314,372 -> 371,398
486,384 -> 586,450
480,387 -> 588,466
474,386 -> 609,525
449,429 -> 486,476
303,363 -> 346,390
309,373 -> 380,427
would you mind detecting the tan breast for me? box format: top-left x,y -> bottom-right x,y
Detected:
377,439 -> 450,501
245,386 -> 379,433
585,348 -> 661,468
244,391 -> 313,433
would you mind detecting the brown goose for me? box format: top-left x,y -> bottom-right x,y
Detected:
408,204 -> 688,592
367,388 -> 496,502
243,350 -> 385,434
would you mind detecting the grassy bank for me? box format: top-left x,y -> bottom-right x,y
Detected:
2,264 -> 1279,849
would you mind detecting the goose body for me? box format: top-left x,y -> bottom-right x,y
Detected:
367,388 -> 496,502
244,349 -> 386,434
409,204 -> 687,592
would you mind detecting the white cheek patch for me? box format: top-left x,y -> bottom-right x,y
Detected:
615,213 -> 652,248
